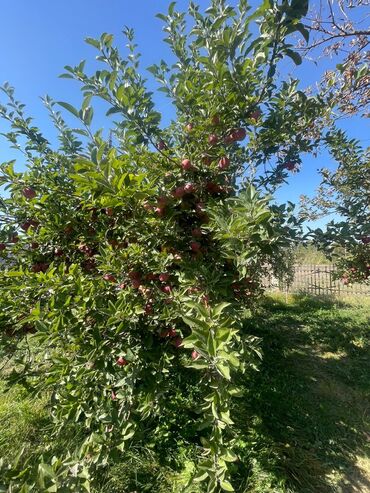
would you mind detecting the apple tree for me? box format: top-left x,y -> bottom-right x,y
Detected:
0,0 -> 353,491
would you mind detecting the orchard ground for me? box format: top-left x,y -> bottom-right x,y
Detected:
1,293 -> 369,493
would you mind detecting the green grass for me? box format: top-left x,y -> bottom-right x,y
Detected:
0,294 -> 369,492
239,294 -> 370,493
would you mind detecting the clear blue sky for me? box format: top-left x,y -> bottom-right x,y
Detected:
1,0 -> 369,229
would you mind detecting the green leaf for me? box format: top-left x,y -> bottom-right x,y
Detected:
57,101 -> 80,119
85,37 -> 100,49
212,302 -> 231,318
220,480 -> 235,491
285,49 -> 302,66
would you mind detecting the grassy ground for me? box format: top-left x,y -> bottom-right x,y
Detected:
0,294 -> 369,492
241,294 -> 370,493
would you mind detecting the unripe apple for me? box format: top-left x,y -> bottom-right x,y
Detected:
22,187 -> 36,200
190,241 -> 201,253
103,273 -> 116,283
116,356 -> 128,366
218,156 -> 230,170
191,350 -> 200,360
181,159 -> 193,171
208,134 -> 219,145
159,273 -> 170,282
0,243 -> 6,251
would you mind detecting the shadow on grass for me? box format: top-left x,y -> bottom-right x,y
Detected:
236,294 -> 370,493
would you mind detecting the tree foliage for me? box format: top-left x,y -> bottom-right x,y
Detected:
0,1 -> 366,491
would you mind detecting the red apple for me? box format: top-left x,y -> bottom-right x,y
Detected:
218,156 -> 230,170
172,186 -> 185,199
191,350 -> 200,360
54,248 -> 63,257
144,303 -> 153,315
185,123 -> 193,132
190,241 -> 201,253
111,391 -> 117,400
155,207 -> 165,217
206,182 -> 222,194
22,187 -> 36,200
0,243 -> 6,251
146,273 -> 158,281
250,109 -> 262,120
157,196 -> 168,207
284,161 -> 296,171
202,155 -> 213,166
103,273 -> 116,283
184,182 -> 195,194
361,236 -> 370,244
181,159 -> 193,171
172,336 -> 183,348
131,278 -> 141,289
143,201 -> 153,212
208,134 -> 219,145
32,263 -> 49,273
224,134 -> 235,145
232,128 -> 246,141
161,285 -> 172,294
191,228 -> 202,238
105,207 -> 114,216
159,273 -> 170,282
116,356 -> 128,366
157,140 -> 167,150
128,271 -> 141,280
211,114 -> 220,126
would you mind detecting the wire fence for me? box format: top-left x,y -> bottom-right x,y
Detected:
265,264 -> 370,298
